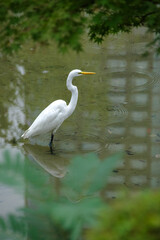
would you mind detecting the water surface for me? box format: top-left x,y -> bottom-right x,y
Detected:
0,28 -> 160,215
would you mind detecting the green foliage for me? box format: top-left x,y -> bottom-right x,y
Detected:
0,150 -> 122,240
87,191 -> 160,240
0,0 -> 160,54
0,151 -> 52,196
62,153 -> 122,200
0,214 -> 26,240
50,198 -> 104,240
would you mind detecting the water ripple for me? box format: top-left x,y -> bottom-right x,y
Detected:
108,71 -> 160,93
107,104 -> 128,122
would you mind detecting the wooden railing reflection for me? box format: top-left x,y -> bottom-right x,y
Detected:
57,28 -> 160,198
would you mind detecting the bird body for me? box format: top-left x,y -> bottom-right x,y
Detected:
21,99 -> 67,138
21,69 -> 95,151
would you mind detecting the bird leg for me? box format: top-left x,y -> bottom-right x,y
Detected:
49,133 -> 54,154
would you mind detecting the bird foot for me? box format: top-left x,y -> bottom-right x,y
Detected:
49,133 -> 55,154
50,147 -> 54,155
49,143 -> 55,155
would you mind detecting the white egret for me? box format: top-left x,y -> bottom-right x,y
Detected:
21,69 -> 96,153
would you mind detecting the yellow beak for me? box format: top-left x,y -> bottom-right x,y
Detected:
80,71 -> 96,75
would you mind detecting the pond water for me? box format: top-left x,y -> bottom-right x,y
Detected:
0,28 -> 160,224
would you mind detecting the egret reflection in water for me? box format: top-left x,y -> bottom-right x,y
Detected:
23,144 -> 68,178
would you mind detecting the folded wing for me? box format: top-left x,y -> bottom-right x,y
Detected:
22,100 -> 67,139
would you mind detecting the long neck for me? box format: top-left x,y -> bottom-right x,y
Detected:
66,74 -> 78,117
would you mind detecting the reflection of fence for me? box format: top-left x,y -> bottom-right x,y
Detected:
58,28 -> 160,197
19,27 -> 160,198
104,28 -> 160,198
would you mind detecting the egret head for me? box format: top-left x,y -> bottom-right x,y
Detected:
69,69 -> 96,78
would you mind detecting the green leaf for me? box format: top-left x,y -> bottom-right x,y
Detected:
62,152 -> 122,200
50,197 -> 104,240
88,153 -> 123,194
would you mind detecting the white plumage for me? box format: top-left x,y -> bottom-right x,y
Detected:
21,100 -> 67,139
21,69 -> 96,152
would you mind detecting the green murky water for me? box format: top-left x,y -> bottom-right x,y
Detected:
0,28 -> 160,217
